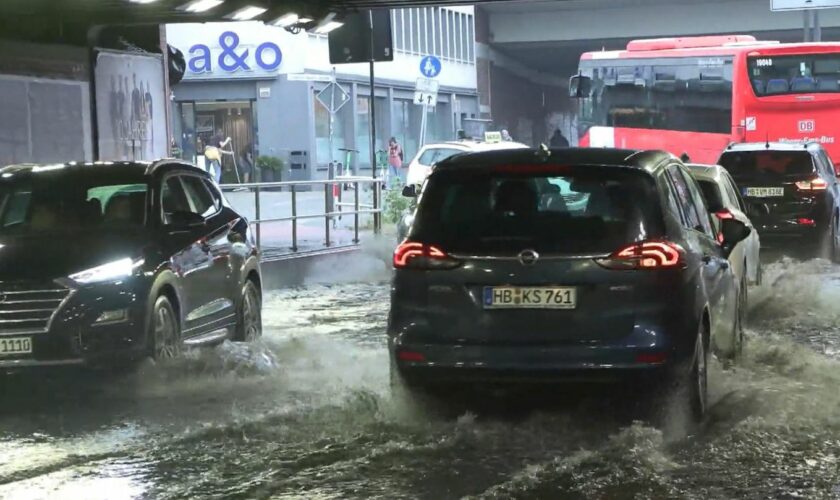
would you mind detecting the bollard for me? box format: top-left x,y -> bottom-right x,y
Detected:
354,181 -> 360,244
254,184 -> 261,252
291,185 -> 298,252
324,182 -> 331,247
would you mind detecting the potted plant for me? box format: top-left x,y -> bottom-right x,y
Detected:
256,156 -> 284,184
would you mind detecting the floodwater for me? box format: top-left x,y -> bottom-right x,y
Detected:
2,249 -> 840,499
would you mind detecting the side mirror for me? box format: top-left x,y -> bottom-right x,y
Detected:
167,210 -> 205,230
402,185 -> 418,198
569,74 -> 592,98
720,218 -> 751,257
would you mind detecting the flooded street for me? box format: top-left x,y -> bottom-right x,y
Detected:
2,253 -> 840,499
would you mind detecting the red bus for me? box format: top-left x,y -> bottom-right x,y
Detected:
573,35 -> 840,167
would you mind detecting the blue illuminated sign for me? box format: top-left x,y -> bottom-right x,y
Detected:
188,31 -> 283,74
419,55 -> 442,78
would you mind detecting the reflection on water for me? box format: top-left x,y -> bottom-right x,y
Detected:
1,255 -> 840,499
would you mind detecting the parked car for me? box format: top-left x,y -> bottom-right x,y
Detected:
718,142 -> 840,260
687,163 -> 761,358
388,148 -> 751,420
0,161 -> 262,371
405,139 -> 529,188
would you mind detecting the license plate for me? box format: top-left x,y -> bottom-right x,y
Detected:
484,287 -> 577,309
0,337 -> 32,356
744,187 -> 784,198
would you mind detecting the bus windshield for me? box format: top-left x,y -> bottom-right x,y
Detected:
749,54 -> 840,95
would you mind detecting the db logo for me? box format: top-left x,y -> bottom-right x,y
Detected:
799,119 -> 816,133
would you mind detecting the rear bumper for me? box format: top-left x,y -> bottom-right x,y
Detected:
390,341 -> 687,385
755,222 -> 824,247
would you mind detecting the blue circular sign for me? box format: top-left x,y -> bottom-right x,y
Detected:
419,55 -> 442,78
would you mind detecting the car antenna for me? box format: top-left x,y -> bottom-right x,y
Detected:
765,133 -> 770,149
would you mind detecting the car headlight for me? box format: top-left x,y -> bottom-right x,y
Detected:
69,258 -> 144,285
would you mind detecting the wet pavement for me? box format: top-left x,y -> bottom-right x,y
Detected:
2,249 -> 840,499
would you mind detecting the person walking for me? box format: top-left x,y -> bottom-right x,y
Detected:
387,137 -> 404,188
550,129 -> 570,148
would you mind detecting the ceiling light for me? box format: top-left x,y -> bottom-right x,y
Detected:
227,5 -> 267,21
313,13 -> 344,35
179,0 -> 224,13
273,13 -> 299,27
128,0 -> 160,4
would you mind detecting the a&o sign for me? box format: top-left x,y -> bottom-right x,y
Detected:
188,31 -> 283,74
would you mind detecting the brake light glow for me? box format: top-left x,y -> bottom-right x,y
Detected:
597,241 -> 685,270
795,178 -> 828,192
393,241 -> 458,269
796,218 -> 816,226
397,350 -> 426,362
635,352 -> 668,364
715,209 -> 735,220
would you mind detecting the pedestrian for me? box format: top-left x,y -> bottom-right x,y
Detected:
388,137 -> 404,188
549,129 -> 570,148
205,133 -> 231,183
501,129 -> 513,142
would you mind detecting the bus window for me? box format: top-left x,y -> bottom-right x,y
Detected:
749,54 -> 840,95
584,59 -> 733,135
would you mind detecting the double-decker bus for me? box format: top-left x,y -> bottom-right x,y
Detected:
572,35 -> 840,166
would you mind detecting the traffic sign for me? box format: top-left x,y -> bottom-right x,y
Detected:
415,77 -> 440,93
316,82 -> 350,114
414,91 -> 438,107
419,55 -> 442,78
771,0 -> 840,10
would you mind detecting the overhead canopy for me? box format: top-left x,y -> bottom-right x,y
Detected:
0,0 -> 496,24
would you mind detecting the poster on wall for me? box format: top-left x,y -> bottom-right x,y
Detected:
196,114 -> 215,133
94,50 -> 167,161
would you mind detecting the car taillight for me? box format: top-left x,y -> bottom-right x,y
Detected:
796,218 -> 816,226
393,241 -> 460,270
715,209 -> 735,220
596,241 -> 685,270
795,178 -> 828,192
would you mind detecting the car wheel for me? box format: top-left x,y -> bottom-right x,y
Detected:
151,295 -> 181,360
734,275 -> 746,360
236,280 -> 262,342
688,325 -> 709,421
831,214 -> 840,264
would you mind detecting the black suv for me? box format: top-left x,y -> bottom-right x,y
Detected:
389,148 -> 750,419
0,161 -> 262,370
718,142 -> 840,260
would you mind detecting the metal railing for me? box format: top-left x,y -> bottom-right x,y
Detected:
219,178 -> 383,259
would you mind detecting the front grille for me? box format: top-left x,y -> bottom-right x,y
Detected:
0,282 -> 71,335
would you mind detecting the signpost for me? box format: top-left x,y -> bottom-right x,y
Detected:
771,0 -> 840,10
315,69 -> 350,187
770,0 -> 840,41
415,68 -> 441,147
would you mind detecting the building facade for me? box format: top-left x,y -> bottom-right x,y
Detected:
166,6 -> 479,183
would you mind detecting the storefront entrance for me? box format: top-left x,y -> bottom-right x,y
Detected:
174,100 -> 257,183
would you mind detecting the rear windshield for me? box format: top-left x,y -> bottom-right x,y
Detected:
412,166 -> 664,255
718,151 -> 815,179
697,179 -> 725,212
418,148 -> 463,166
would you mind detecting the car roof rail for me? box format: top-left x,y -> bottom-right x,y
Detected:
623,149 -> 673,168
